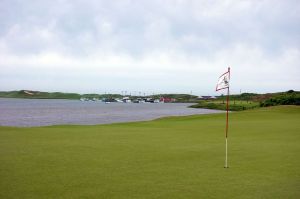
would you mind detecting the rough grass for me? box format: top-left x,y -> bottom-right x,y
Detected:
190,100 -> 259,111
0,106 -> 299,199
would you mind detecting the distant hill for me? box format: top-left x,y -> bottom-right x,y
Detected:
0,90 -> 122,100
217,90 -> 300,104
191,90 -> 300,111
0,90 -> 82,99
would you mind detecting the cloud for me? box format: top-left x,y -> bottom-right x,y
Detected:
0,0 -> 299,94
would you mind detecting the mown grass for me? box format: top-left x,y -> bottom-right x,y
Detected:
0,106 -> 299,199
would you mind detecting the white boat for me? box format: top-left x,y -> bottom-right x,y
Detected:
122,97 -> 131,103
154,99 -> 160,103
115,98 -> 123,103
124,99 -> 131,103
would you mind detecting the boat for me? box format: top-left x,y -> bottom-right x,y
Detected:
80,97 -> 89,101
154,99 -> 160,103
115,98 -> 123,103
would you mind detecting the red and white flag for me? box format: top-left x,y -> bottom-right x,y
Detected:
215,67 -> 231,168
216,69 -> 230,91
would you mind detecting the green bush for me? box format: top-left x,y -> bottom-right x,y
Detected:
190,101 -> 258,111
260,93 -> 300,107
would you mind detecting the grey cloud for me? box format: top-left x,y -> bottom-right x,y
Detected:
0,0 -> 299,94
1,0 -> 299,57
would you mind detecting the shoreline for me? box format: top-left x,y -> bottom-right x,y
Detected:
0,111 -> 225,128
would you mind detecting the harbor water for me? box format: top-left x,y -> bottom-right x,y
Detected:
0,98 -> 224,127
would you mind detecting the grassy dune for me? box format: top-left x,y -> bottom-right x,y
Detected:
190,100 -> 260,111
0,106 -> 299,198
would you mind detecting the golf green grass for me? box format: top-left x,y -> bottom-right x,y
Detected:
0,106 -> 299,199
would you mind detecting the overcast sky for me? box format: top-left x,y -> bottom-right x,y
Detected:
0,0 -> 299,95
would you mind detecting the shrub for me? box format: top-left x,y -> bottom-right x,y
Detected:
260,93 -> 300,107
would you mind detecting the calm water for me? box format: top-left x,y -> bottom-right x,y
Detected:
0,98 -> 224,127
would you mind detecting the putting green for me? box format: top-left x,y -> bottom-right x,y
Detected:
0,106 -> 299,198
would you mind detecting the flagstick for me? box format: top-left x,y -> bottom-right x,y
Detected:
224,87 -> 229,168
225,137 -> 228,168
224,68 -> 230,168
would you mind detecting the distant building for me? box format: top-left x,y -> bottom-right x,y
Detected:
159,97 -> 176,103
198,96 -> 216,100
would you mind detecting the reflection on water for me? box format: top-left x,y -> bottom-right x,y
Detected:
0,98 -> 224,127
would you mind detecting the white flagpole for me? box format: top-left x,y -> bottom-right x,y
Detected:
225,137 -> 228,168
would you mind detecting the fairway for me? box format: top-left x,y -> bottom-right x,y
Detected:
0,106 -> 299,199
